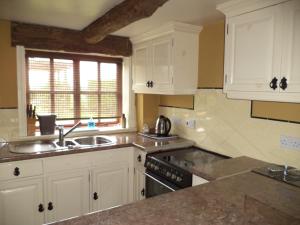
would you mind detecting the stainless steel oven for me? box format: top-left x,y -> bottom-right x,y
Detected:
145,170 -> 180,198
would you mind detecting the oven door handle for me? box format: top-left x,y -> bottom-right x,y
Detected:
144,172 -> 176,192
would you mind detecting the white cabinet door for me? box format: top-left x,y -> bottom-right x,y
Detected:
152,35 -> 173,90
134,169 -> 145,201
45,170 -> 89,223
0,178 -> 44,225
132,42 -> 151,91
225,4 -> 282,92
281,0 -> 300,93
91,162 -> 128,211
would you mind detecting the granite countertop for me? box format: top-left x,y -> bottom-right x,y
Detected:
0,132 -> 194,163
50,172 -> 300,225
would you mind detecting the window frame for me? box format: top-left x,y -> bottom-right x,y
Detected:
25,50 -> 123,127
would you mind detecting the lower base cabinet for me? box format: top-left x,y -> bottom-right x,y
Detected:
0,147 -> 144,225
91,162 -> 129,211
0,177 -> 44,225
134,169 -> 145,201
45,170 -> 90,223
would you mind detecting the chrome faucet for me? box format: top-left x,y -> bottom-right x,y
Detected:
57,122 -> 81,146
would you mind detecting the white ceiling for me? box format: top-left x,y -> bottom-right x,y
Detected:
0,0 -> 229,38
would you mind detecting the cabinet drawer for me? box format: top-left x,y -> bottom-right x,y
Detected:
44,154 -> 90,173
0,159 -> 43,181
134,149 -> 146,170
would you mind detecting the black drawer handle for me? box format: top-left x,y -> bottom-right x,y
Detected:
141,188 -> 145,196
146,81 -> 150,87
137,155 -> 142,162
14,167 -> 20,176
38,204 -> 44,212
48,202 -> 54,211
149,81 -> 154,88
93,192 -> 99,200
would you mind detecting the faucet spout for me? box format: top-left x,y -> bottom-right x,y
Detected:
57,121 -> 81,147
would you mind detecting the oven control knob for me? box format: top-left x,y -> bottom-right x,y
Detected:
150,163 -> 155,169
171,174 -> 177,180
146,162 -> 151,167
176,177 -> 183,182
166,172 -> 171,177
154,165 -> 159,171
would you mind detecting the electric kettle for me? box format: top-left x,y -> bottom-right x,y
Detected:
155,115 -> 171,136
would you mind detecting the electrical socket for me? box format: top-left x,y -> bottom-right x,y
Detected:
185,119 -> 196,129
280,135 -> 300,150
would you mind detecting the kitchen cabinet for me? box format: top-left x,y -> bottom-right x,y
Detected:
0,147 -> 135,225
44,169 -> 89,223
0,177 -> 44,225
91,162 -> 129,211
133,149 -> 146,201
218,0 -> 300,103
132,22 -> 202,95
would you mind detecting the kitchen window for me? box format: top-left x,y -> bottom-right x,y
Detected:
25,51 -> 122,127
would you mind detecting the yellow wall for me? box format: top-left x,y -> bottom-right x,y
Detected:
0,20 -> 17,108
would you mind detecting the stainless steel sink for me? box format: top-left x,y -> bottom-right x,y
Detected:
74,136 -> 112,146
9,140 -> 59,153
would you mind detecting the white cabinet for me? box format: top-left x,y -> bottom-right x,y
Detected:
44,170 -> 89,223
133,149 -> 146,201
132,22 -> 202,95
91,162 -> 129,211
218,0 -> 300,103
0,178 -> 44,225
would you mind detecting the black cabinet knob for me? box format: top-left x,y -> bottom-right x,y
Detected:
137,155 -> 142,162
279,77 -> 288,90
14,167 -> 20,176
269,77 -> 278,90
93,192 -> 98,200
146,81 -> 150,87
38,204 -> 44,213
141,188 -> 145,196
149,81 -> 154,88
48,202 -> 54,211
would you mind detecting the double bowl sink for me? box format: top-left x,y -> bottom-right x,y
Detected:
9,136 -> 113,154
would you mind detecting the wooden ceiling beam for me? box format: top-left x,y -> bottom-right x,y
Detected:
11,22 -> 132,56
82,0 -> 169,44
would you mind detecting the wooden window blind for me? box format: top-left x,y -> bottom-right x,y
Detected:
26,51 -> 122,126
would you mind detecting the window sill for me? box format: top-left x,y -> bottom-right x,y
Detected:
10,126 -> 137,142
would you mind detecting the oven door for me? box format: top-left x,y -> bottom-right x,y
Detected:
145,170 -> 180,198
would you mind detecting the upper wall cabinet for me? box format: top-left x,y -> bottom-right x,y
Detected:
217,0 -> 300,103
131,22 -> 202,95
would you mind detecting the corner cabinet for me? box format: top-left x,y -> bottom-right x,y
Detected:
132,22 -> 202,95
217,0 -> 300,103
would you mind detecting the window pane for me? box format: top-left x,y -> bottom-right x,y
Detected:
80,94 -> 98,118
54,59 -> 74,91
54,94 -> 74,119
100,63 -> 117,92
100,93 -> 118,117
80,61 -> 98,91
29,93 -> 51,115
28,57 -> 50,91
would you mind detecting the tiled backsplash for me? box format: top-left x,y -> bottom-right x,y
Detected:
0,109 -> 19,140
159,90 -> 300,168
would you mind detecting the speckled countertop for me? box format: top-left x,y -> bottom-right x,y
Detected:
0,132 -> 194,163
50,172 -> 300,225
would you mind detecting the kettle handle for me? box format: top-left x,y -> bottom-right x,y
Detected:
165,117 -> 171,135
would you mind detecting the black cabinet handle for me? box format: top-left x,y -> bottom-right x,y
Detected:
149,81 -> 154,88
14,167 -> 20,176
279,77 -> 287,90
38,204 -> 44,213
269,77 -> 278,90
146,81 -> 150,87
141,188 -> 145,196
48,202 -> 54,211
93,192 -> 98,200
137,155 -> 142,162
